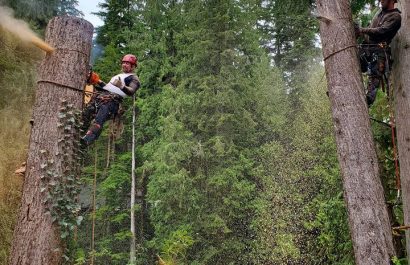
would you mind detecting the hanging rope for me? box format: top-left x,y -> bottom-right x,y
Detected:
110,114 -> 125,141
386,83 -> 401,196
393,225 -> 410,231
380,47 -> 401,196
106,132 -> 112,169
90,147 -> 97,265
130,93 -> 137,264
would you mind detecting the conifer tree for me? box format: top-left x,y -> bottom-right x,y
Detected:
95,0 -> 136,47
258,0 -> 318,85
144,0 -> 288,263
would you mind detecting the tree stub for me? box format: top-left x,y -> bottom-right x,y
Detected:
10,16 -> 93,265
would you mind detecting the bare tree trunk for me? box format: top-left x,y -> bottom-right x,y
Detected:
10,16 -> 93,265
130,95 -> 137,264
392,2 -> 410,263
316,1 -> 395,264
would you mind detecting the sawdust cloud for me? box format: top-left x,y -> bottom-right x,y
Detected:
0,6 -> 54,52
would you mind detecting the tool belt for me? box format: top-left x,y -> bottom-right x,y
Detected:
360,42 -> 390,56
359,42 -> 392,73
96,92 -> 123,104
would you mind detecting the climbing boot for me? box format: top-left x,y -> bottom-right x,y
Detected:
366,88 -> 378,106
81,123 -> 101,146
80,134 -> 94,146
366,77 -> 380,107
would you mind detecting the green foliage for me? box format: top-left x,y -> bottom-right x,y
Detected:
1,0 -> 82,29
351,0 -> 376,16
38,101 -> 84,263
73,248 -> 86,265
141,1 -> 292,264
297,71 -> 353,264
159,226 -> 195,265
392,256 -> 408,265
57,0 -> 83,17
306,194 -> 354,265
256,67 -> 354,264
94,0 -> 138,47
258,0 -> 319,86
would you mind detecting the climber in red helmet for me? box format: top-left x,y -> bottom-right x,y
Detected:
82,54 -> 140,145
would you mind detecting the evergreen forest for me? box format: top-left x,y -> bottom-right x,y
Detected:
0,0 -> 407,264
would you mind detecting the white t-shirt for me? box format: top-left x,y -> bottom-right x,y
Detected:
102,73 -> 134,97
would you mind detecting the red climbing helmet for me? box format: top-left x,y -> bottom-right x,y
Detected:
122,54 -> 137,66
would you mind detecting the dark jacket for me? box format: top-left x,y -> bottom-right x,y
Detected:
361,8 -> 401,44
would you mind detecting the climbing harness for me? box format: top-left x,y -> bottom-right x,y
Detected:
322,42 -> 389,63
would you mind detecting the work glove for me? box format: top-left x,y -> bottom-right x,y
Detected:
88,72 -> 101,85
111,77 -> 124,89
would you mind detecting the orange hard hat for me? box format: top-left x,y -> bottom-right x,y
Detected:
122,54 -> 137,66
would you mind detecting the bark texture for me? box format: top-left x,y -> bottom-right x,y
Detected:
316,1 -> 395,264
392,2 -> 410,263
10,16 -> 93,265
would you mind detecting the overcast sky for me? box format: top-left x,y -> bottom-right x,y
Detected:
77,0 -> 103,27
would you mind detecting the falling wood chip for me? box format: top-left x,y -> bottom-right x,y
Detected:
157,255 -> 167,265
14,162 -> 26,176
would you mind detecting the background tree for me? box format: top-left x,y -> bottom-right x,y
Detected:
258,0 -> 318,86
144,0 -> 289,263
94,0 -> 136,47
392,0 -> 410,262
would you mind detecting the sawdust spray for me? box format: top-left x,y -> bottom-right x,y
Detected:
0,6 -> 54,53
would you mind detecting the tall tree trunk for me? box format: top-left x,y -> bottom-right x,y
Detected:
10,16 -> 93,265
392,1 -> 410,263
316,1 -> 395,264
